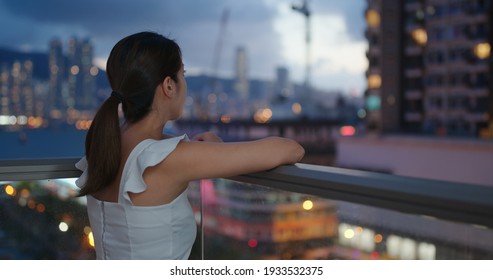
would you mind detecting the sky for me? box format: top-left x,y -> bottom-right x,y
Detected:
0,0 -> 367,95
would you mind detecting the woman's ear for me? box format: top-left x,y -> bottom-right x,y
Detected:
161,76 -> 175,98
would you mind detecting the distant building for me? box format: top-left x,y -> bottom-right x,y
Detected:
232,47 -> 250,119
49,38 -> 65,114
67,37 -> 96,111
365,0 -> 493,138
275,66 -> 292,99
0,64 -> 8,116
234,46 -> 249,101
0,58 -> 47,129
6,60 -> 34,117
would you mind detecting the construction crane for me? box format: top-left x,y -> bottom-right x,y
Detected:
292,0 -> 311,95
204,8 -> 229,121
211,8 -> 229,96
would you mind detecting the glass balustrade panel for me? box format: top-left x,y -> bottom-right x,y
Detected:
3,177 -> 492,260
0,178 -> 203,260
198,179 -> 493,260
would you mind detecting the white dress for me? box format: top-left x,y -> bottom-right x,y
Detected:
75,135 -> 197,260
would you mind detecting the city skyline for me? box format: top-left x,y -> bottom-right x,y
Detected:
0,0 -> 367,95
0,36 -> 102,129
0,33 -> 362,130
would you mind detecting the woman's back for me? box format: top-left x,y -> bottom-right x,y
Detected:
77,135 -> 196,259
85,192 -> 195,259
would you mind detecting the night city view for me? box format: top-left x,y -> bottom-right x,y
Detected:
0,0 -> 492,261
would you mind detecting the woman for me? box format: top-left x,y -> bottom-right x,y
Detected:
75,31 -> 305,259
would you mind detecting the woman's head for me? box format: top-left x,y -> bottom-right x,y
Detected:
106,31 -> 183,123
80,31 -> 183,196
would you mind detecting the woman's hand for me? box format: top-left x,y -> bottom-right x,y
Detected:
192,132 -> 223,142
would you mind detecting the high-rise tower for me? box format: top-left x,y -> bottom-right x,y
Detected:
49,38 -> 65,114
1,60 -> 35,121
0,64 -> 10,116
80,39 -> 96,110
365,0 -> 493,138
66,37 -> 96,111
275,66 -> 292,99
234,46 -> 249,101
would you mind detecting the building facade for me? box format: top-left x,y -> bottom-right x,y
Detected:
0,60 -> 36,121
365,0 -> 493,138
234,46 -> 249,101
336,0 -> 493,259
49,38 -> 65,115
67,37 -> 96,111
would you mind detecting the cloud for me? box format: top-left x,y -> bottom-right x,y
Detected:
311,0 -> 366,42
1,0 -> 214,27
0,0 -> 366,92
0,0 -> 278,45
272,0 -> 367,93
0,0 -> 282,77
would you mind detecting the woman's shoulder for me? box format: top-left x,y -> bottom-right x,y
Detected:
119,134 -> 189,205
127,134 -> 188,156
124,134 -> 189,172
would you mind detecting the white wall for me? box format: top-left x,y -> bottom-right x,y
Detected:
336,135 -> 493,186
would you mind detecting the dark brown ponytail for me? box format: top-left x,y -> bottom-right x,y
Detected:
78,94 -> 121,196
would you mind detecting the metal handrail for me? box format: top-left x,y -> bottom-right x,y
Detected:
0,158 -> 82,181
232,163 -> 493,228
1,158 -> 492,228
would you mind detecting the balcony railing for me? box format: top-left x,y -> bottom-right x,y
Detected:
1,158 -> 493,259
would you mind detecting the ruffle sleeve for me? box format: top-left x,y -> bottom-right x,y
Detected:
75,156 -> 88,189
119,134 -> 188,205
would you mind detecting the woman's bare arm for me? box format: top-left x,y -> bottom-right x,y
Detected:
160,136 -> 304,183
135,135 -> 303,205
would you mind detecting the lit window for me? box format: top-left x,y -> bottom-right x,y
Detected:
89,66 -> 99,76
411,28 -> 427,46
367,74 -> 382,89
366,9 -> 381,28
70,65 -> 80,75
292,102 -> 302,115
474,43 -> 491,60
366,95 -> 381,111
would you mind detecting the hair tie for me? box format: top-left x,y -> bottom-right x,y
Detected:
111,91 -> 124,103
